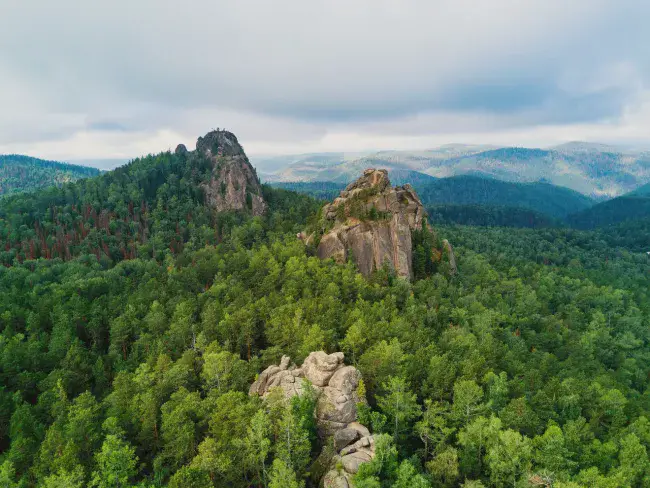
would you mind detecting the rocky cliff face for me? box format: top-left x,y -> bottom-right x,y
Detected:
315,169 -> 427,280
250,352 -> 375,488
195,130 -> 267,216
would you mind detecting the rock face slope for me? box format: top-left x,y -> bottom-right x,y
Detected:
315,169 -> 427,279
250,352 -> 375,488
194,130 -> 267,216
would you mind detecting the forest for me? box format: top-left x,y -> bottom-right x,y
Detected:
270,176 -> 594,221
425,204 -> 559,228
271,178 -> 650,240
0,147 -> 649,487
0,156 -> 100,197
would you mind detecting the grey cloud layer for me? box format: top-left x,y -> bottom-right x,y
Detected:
1,0 -> 649,155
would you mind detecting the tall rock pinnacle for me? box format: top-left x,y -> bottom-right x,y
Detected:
196,130 -> 267,216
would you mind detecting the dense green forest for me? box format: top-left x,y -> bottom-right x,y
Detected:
0,155 -> 100,197
416,176 -> 594,220
1,147 -> 650,487
271,176 -> 595,222
272,177 -> 650,233
568,195 -> 650,229
426,204 -> 559,228
270,181 -> 345,201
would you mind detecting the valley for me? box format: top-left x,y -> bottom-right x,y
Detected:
255,142 -> 650,200
0,130 -> 649,487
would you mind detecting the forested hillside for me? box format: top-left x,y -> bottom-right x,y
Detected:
568,192 -> 650,230
271,175 -> 595,223
416,176 -> 594,220
427,204 -> 559,228
269,181 -> 345,201
1,134 -> 650,487
0,155 -> 100,197
0,134 -> 304,266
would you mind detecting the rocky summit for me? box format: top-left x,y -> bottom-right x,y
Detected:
195,130 -> 267,216
315,168 -> 427,280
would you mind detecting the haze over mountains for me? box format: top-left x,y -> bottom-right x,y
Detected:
255,141 -> 650,200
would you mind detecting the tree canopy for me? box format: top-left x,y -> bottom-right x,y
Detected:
0,148 -> 649,487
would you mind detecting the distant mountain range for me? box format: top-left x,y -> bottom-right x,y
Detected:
6,140 -> 650,231
255,141 -> 650,199
0,155 -> 100,196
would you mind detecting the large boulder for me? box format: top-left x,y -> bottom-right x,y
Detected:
250,351 -> 363,433
443,238 -> 458,275
315,169 -> 427,280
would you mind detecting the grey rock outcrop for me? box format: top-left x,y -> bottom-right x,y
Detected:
174,143 -> 188,156
315,169 -> 427,280
250,351 -> 363,434
443,239 -> 458,275
196,130 -> 266,216
249,352 -> 376,487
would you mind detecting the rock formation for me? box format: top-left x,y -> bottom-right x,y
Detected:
443,238 -> 458,275
195,130 -> 267,216
250,352 -> 375,487
174,143 -> 188,156
315,169 -> 427,280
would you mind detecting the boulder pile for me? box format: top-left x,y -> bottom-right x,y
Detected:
250,351 -> 375,487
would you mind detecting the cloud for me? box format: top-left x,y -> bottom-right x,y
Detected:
0,0 -> 649,160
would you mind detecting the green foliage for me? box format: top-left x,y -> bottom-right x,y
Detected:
0,155 -> 100,197
426,446 -> 459,486
269,181 -> 346,201
416,175 -> 594,219
485,429 -> 533,487
90,434 -> 138,487
42,466 -> 85,488
569,194 -> 650,229
412,221 -> 439,280
240,409 -> 271,487
168,466 -> 212,488
269,458 -> 303,488
1,149 -> 650,487
377,376 -> 421,446
427,204 -> 560,228
0,461 -> 19,488
394,459 -> 431,488
451,380 -> 486,426
274,396 -> 312,476
0,149 -> 319,266
353,433 -> 399,487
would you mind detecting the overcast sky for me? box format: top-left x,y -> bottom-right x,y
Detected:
1,0 -> 649,165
